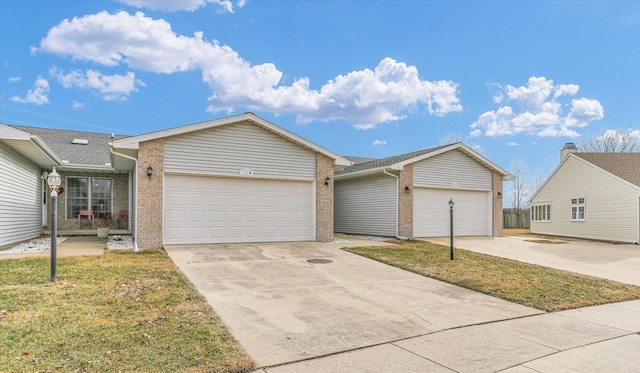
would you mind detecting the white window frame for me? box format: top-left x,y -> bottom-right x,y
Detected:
570,197 -> 586,221
531,204 -> 551,222
66,177 -> 113,219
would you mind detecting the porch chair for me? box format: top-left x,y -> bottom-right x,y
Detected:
77,209 -> 95,229
114,209 -> 128,229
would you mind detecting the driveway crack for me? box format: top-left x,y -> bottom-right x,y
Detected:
310,263 -> 443,330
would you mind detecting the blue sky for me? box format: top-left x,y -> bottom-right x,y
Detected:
1,0 -> 639,202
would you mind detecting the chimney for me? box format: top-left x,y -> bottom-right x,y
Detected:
561,142 -> 578,161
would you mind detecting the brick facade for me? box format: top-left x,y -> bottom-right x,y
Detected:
492,171 -> 504,237
398,165 -> 413,239
137,139 -> 164,249
316,154 -> 334,242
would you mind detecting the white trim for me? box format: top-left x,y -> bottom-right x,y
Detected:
65,176 -> 114,220
392,143 -> 511,178
413,184 -> 492,192
312,179 -> 317,242
570,197 -> 586,222
112,113 -> 352,167
531,203 -> 552,222
335,143 -> 512,181
109,146 -> 139,251
382,168 -> 407,240
161,170 -> 315,182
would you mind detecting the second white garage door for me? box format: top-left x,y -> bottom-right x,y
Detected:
165,175 -> 314,244
414,188 -> 490,237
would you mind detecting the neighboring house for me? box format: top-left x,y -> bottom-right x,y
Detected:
1,123 -> 135,247
0,113 -> 350,249
334,143 -> 511,239
530,143 -> 640,244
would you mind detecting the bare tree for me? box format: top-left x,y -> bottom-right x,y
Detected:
579,129 -> 640,152
508,157 -> 529,228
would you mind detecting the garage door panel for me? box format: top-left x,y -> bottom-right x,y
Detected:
165,175 -> 314,244
414,188 -> 490,237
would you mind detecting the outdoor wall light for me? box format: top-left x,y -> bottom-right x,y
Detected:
324,176 -> 331,186
147,165 -> 153,180
405,186 -> 411,194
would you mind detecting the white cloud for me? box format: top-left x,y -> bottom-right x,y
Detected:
372,140 -> 387,146
51,67 -> 145,101
115,0 -> 247,13
471,77 -> 603,138
72,101 -> 85,109
11,77 -> 50,105
8,76 -> 21,83
36,11 -> 461,129
507,142 -> 518,146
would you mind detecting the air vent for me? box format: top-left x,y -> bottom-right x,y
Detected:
72,139 -> 89,145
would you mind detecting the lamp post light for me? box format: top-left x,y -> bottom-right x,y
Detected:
47,167 -> 61,282
448,198 -> 454,260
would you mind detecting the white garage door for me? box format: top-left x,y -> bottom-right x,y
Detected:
165,175 -> 314,244
414,188 -> 490,237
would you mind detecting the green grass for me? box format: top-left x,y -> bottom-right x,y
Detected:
0,250 -> 255,373
345,241 -> 640,312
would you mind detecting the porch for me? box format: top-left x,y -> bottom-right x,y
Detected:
46,229 -> 133,236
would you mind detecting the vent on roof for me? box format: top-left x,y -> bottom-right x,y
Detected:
72,139 -> 89,145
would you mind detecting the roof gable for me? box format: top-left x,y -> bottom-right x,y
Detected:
112,113 -> 351,167
530,152 -> 640,202
335,143 -> 511,178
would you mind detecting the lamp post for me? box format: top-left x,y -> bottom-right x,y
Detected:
448,198 -> 454,260
47,167 -> 61,282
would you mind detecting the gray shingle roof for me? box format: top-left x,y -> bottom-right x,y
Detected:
335,144 -> 453,176
12,126 -> 128,167
575,153 -> 640,187
343,156 -> 376,165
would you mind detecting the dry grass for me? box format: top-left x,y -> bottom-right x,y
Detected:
503,228 -> 574,241
345,241 -> 640,312
0,250 -> 255,373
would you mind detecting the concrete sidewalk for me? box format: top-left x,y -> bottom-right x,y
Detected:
259,300 -> 640,372
0,236 -> 106,260
425,235 -> 640,286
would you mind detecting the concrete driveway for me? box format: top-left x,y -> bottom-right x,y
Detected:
425,235 -> 640,286
165,239 -> 541,368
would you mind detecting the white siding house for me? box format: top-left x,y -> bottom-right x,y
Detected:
530,150 -> 640,244
0,144 -> 43,246
335,143 -> 510,239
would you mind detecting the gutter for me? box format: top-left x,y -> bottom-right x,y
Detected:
108,144 -> 139,252
382,168 -> 409,240
31,135 -> 62,165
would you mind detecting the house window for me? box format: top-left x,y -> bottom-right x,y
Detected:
66,177 -> 112,219
571,197 -> 585,221
531,204 -> 551,222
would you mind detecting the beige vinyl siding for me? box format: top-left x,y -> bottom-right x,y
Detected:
164,121 -> 316,180
413,149 -> 492,190
334,173 -> 397,236
531,156 -> 640,243
0,145 -> 42,246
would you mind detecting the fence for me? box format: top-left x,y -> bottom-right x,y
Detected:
503,209 -> 530,229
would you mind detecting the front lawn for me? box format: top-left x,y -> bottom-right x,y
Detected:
0,250 -> 254,373
345,241 -> 640,312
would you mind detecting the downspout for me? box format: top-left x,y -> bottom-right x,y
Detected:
109,145 -> 139,252
382,168 -> 409,240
